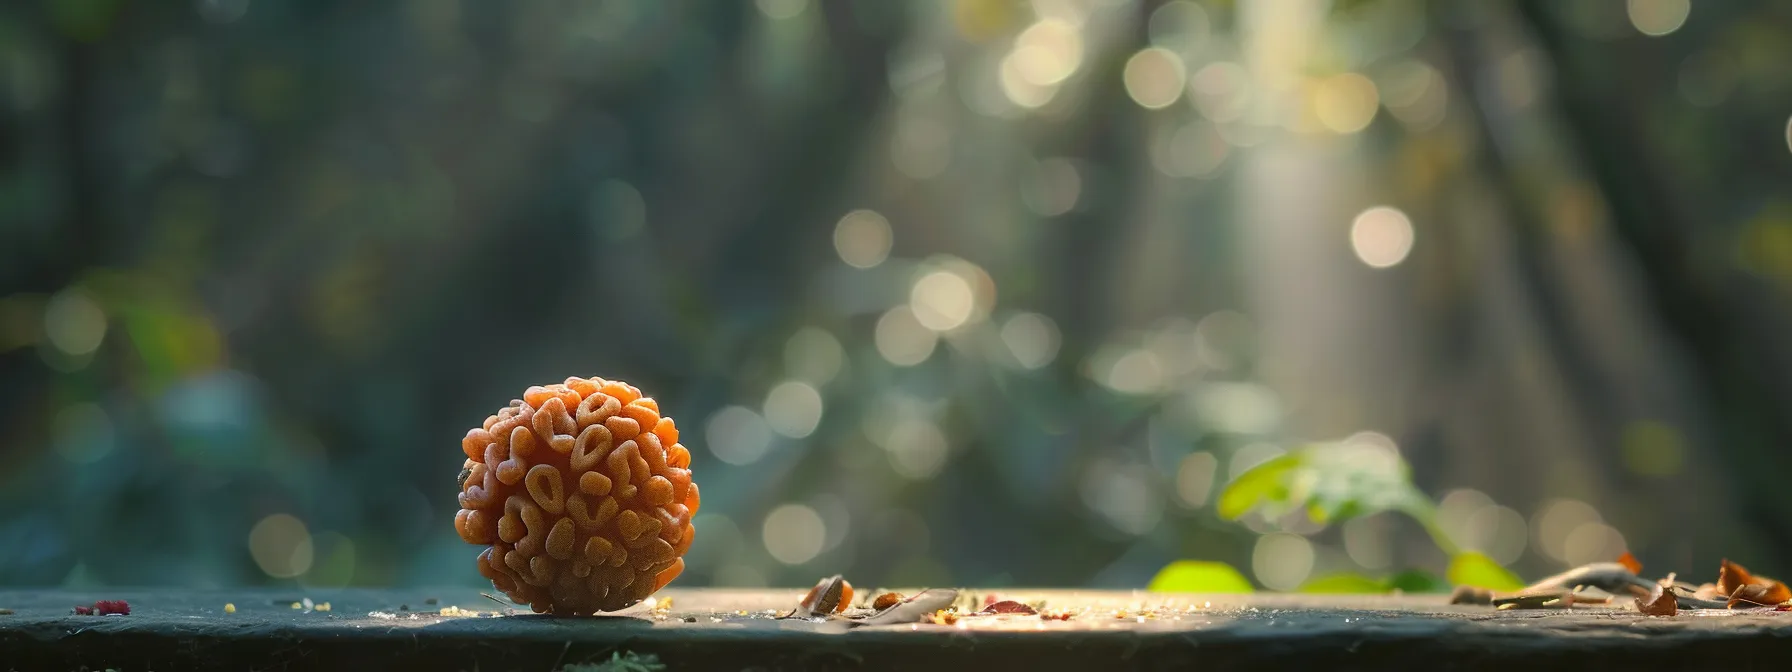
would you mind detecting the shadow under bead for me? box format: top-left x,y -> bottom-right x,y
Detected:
454,377 -> 699,615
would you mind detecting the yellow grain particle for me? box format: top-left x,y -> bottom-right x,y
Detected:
224,603 -> 236,614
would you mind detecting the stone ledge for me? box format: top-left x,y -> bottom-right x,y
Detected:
3,589 -> 1790,671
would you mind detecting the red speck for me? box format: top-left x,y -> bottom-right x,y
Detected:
94,600 -> 130,616
72,606 -> 93,615
1039,611 -> 1073,621
1776,604 -> 1791,612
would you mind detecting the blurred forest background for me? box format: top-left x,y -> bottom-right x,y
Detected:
3,0 -> 1792,593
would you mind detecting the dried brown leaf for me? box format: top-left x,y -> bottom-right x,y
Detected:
1718,559 -> 1756,597
978,600 -> 1038,615
1715,559 -> 1790,608
872,592 -> 904,611
1728,582 -> 1792,609
1617,552 -> 1643,575
1635,584 -> 1676,616
1766,582 -> 1792,606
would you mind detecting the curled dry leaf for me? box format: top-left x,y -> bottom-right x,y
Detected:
1718,559 -> 1756,597
854,589 -> 959,626
1617,552 -> 1643,575
1636,584 -> 1677,617
788,575 -> 851,618
978,600 -> 1038,615
1716,559 -> 1790,608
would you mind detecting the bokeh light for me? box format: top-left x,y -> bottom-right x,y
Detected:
763,503 -> 826,565
784,327 -> 845,386
880,417 -> 949,480
1342,516 -> 1392,570
1350,206 -> 1416,269
1154,120 -> 1230,178
763,380 -> 824,439
1081,461 -> 1163,535
1123,48 -> 1186,110
1190,62 -> 1251,122
43,288 -> 106,357
248,514 -> 314,579
1562,521 -> 1628,567
1148,1 -> 1211,53
755,0 -> 808,21
1621,421 -> 1685,477
1010,20 -> 1083,87
1252,533 -> 1315,591
834,209 -> 894,269
1098,348 -> 1165,395
706,406 -> 775,466
910,270 -> 977,332
1534,499 -> 1604,563
1313,73 -> 1380,134
875,306 -> 938,366
1000,312 -> 1061,369
1627,0 -> 1691,37
1174,451 -> 1218,508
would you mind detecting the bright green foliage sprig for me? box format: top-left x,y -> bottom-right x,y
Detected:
1149,441 -> 1524,594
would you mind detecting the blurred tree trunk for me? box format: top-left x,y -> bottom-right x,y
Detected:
1516,0 -> 1792,568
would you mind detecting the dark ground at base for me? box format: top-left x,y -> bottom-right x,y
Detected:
3,588 -> 1791,671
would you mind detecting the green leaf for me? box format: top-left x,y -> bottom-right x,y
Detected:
1298,573 -> 1389,594
1447,552 -> 1525,591
1217,442 -> 1428,526
1385,569 -> 1451,594
1147,561 -> 1255,593
1216,454 -> 1300,520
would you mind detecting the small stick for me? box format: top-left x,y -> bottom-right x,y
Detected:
479,593 -> 518,615
1505,563 -> 1732,610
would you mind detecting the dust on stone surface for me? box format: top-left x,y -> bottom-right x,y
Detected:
2,588 -> 1791,637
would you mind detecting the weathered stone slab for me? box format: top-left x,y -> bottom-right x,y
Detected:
2,588 -> 1790,671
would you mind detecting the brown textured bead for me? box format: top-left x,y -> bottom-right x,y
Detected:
457,376 -> 698,614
